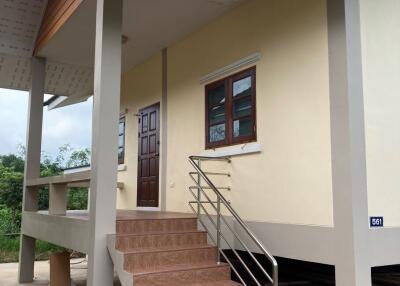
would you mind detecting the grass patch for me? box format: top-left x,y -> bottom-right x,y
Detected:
0,235 -> 19,263
0,235 -> 64,263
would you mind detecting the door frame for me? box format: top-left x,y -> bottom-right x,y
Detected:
136,102 -> 161,210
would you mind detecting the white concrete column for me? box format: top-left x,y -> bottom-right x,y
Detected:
18,57 -> 46,283
160,48 -> 168,211
87,0 -> 122,285
327,0 -> 370,285
49,183 -> 68,215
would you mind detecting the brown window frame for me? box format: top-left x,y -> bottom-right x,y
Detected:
205,66 -> 257,149
118,116 -> 126,164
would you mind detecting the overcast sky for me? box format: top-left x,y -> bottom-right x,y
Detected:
0,88 -> 92,159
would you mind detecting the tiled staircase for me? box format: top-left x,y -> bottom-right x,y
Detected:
107,211 -> 241,286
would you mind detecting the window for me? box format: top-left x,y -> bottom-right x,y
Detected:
118,116 -> 126,164
205,67 -> 256,149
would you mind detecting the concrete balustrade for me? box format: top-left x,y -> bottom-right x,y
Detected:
24,170 -> 124,216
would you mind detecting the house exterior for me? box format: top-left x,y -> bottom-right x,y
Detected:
0,0 -> 399,285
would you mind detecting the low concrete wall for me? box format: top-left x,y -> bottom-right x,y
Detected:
21,211 -> 90,253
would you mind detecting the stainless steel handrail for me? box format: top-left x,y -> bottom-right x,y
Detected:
189,186 -> 231,191
187,173 -> 273,284
188,155 -> 278,286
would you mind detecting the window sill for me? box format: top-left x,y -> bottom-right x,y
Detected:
118,164 -> 127,172
200,142 -> 262,158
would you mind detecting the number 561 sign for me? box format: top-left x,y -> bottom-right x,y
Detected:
370,217 -> 384,227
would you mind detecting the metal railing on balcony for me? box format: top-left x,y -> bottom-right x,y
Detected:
188,155 -> 278,286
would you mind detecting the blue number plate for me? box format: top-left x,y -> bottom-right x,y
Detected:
370,217 -> 384,227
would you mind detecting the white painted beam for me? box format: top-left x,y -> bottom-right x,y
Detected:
18,57 -> 46,283
87,0 -> 122,285
327,0 -> 371,285
22,211 -> 90,254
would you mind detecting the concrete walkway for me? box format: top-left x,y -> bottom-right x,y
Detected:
0,259 -> 99,286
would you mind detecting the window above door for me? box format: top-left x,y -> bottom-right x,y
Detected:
205,66 -> 256,149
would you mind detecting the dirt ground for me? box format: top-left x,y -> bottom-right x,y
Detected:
0,259 -> 107,286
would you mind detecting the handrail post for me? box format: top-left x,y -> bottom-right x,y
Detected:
273,265 -> 279,286
216,196 -> 221,263
197,159 -> 201,217
188,155 -> 278,285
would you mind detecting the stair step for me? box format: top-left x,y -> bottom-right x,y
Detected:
111,211 -> 242,286
116,230 -> 207,251
124,245 -> 217,272
117,210 -> 197,221
132,262 -> 231,286
117,218 -> 198,235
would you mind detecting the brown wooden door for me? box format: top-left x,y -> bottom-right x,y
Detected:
137,103 -> 160,207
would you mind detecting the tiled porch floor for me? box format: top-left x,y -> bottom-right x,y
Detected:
37,209 -> 196,222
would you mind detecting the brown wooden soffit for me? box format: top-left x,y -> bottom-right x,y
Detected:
34,0 -> 83,55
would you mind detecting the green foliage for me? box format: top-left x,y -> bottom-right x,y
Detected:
35,239 -> 64,260
0,167 -> 23,211
0,207 -> 21,234
67,148 -> 91,168
0,154 -> 25,172
0,235 -> 20,263
0,235 -> 63,263
0,145 -> 89,233
67,188 -> 88,210
0,145 -> 90,263
0,164 -> 23,232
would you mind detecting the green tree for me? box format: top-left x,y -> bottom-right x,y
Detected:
67,148 -> 91,168
0,154 -> 24,172
0,164 -> 23,231
0,146 -> 90,233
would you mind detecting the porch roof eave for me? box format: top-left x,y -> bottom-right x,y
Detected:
0,0 -> 245,105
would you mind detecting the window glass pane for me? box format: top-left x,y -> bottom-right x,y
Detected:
209,105 -> 225,124
118,147 -> 124,161
119,121 -> 124,134
233,96 -> 252,119
208,84 -> 226,106
118,135 -> 124,147
233,118 -> 252,138
233,76 -> 251,97
209,123 -> 225,142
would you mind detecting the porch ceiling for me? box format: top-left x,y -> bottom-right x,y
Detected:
0,0 -> 244,101
0,0 -> 92,97
56,0 -> 248,106
38,0 -> 244,72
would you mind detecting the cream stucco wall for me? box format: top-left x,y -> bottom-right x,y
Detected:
117,53 -> 162,209
361,0 -> 400,227
165,0 -> 333,226
118,0 -> 333,226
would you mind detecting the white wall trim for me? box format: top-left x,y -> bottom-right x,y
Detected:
136,207 -> 161,212
199,52 -> 262,84
200,142 -> 262,158
117,164 -> 126,172
63,165 -> 126,174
